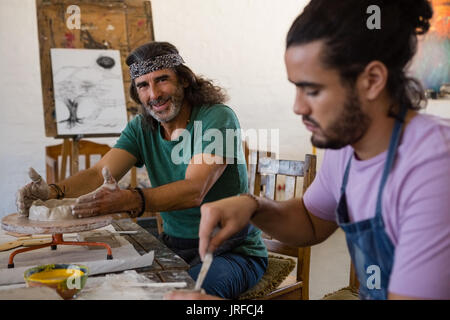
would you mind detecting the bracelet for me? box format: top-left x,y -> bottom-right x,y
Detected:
132,187 -> 146,218
49,184 -> 65,199
238,193 -> 260,214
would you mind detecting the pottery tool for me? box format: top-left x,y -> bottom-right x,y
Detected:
193,225 -> 222,291
111,231 -> 138,235
194,252 -> 213,291
17,233 -> 78,240
11,231 -> 134,240
0,234 -> 78,251
193,225 -> 223,291
0,238 -> 53,252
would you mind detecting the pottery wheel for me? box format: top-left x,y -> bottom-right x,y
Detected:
1,213 -> 114,235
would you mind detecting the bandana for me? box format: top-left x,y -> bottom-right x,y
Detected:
129,53 -> 185,80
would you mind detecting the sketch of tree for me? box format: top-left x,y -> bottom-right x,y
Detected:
54,72 -> 109,128
51,49 -> 127,135
62,98 -> 81,128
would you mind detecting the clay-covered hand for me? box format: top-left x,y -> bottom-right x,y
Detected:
72,167 -> 128,218
16,167 -> 51,216
198,195 -> 258,261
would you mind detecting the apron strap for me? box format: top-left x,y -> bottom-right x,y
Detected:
340,156 -> 352,195
374,106 -> 408,217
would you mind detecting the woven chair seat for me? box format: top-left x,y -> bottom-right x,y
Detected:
322,286 -> 359,300
239,255 -> 296,300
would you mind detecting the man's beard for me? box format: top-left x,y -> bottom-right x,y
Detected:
144,85 -> 184,123
308,88 -> 371,149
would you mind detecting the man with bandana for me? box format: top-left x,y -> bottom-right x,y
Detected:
16,41 -> 268,299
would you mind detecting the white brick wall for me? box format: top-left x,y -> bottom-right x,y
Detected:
0,0 -> 448,218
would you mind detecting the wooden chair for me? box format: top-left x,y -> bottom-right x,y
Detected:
245,150 -> 317,300
46,139 -> 116,184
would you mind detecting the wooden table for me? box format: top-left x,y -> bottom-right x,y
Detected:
0,218 -> 195,300
108,218 -> 195,288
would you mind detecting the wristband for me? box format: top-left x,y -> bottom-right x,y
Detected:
238,193 -> 260,216
129,187 -> 146,218
49,184 -> 65,199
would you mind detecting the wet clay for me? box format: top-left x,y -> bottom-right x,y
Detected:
29,199 -> 77,221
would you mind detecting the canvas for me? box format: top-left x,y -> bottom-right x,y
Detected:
50,48 -> 128,135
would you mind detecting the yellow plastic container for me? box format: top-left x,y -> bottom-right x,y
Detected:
24,264 -> 89,299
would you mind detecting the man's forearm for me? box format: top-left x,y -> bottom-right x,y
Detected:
51,167 -> 104,199
251,197 -> 331,247
141,179 -> 204,212
54,170 -> 204,212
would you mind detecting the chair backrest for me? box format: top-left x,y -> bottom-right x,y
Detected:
248,150 -> 317,300
46,139 -> 112,184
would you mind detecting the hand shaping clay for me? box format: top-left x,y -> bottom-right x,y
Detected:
29,199 -> 77,221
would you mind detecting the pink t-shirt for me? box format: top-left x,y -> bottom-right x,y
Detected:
303,113 -> 450,299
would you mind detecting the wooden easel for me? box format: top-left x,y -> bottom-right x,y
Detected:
60,135 -> 81,179
35,0 -> 155,181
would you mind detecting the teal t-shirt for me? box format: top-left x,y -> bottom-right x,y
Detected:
114,104 -> 267,258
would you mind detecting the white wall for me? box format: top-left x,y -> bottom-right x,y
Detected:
0,0 -> 449,218
0,0 -> 50,217
151,0 -> 312,159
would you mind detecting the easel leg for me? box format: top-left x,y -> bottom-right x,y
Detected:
58,137 -> 81,182
71,137 -> 80,175
60,138 -> 71,181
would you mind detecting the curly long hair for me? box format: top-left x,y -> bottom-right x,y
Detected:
286,0 -> 433,120
126,42 -> 228,130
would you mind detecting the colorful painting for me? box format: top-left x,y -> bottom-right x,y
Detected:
409,0 -> 450,95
